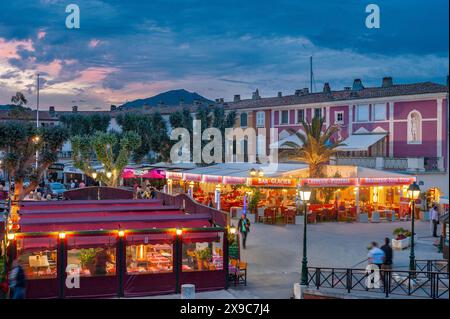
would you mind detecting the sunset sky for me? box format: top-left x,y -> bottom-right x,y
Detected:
0,0 -> 448,110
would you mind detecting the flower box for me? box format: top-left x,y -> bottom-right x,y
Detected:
358,213 -> 369,223
295,215 -> 304,225
420,211 -> 430,221
392,235 -> 418,250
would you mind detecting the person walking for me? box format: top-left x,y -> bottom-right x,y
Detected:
430,204 -> 440,237
238,214 -> 251,249
9,259 -> 26,299
367,242 -> 385,270
380,237 -> 393,270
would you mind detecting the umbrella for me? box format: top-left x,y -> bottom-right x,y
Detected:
121,169 -> 136,179
140,170 -> 165,179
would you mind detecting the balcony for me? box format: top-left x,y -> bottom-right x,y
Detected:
58,151 -> 73,160
332,156 -> 445,172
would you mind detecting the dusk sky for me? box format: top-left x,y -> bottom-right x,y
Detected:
0,0 -> 448,110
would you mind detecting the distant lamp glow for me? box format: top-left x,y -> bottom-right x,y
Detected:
299,185 -> 312,202
229,226 -> 237,235
92,172 -> 98,179
7,233 -> 15,241
32,135 -> 40,144
118,230 -> 125,237
258,170 -> 264,177
106,171 -> 113,179
176,228 -> 183,236
58,232 -> 66,239
407,181 -> 421,200
250,168 -> 257,177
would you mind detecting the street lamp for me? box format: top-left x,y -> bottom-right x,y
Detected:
106,171 -> 113,179
92,172 -> 97,180
407,181 -> 420,272
249,168 -> 257,177
299,184 -> 312,286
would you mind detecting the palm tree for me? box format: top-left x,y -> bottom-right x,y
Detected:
283,117 -> 345,178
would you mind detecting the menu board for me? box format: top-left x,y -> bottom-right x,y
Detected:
228,237 -> 240,260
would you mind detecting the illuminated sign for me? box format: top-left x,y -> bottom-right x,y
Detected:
248,178 -> 297,188
202,175 -> 222,184
300,178 -> 358,187
183,173 -> 202,182
223,176 -> 247,185
359,177 -> 415,186
165,171 -> 183,180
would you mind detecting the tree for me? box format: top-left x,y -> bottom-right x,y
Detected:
150,112 -> 171,161
71,131 -> 141,187
283,117 -> 345,178
0,121 -> 69,216
59,113 -> 111,136
9,92 -> 32,120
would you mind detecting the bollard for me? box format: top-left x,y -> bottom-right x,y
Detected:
181,284 -> 196,299
293,283 -> 303,299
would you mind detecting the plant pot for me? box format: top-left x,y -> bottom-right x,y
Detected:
392,235 -> 418,250
197,259 -> 203,271
295,215 -> 304,225
358,213 -> 369,223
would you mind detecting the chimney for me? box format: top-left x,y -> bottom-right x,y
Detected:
233,95 -> 241,102
220,98 -> 224,103
352,79 -> 364,91
252,89 -> 260,100
302,88 -> 309,94
277,91 -> 282,98
344,87 -> 351,91
323,82 -> 331,94
49,106 -> 55,115
72,105 -> 78,113
295,89 -> 301,96
110,105 -> 117,112
215,98 -> 221,103
382,76 -> 393,88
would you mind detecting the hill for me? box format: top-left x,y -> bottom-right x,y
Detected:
119,89 -> 212,108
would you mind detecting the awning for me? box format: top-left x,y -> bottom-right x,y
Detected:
269,133 -> 303,149
337,134 -> 386,152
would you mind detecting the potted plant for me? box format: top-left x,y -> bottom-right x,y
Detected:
195,248 -> 211,270
80,248 -> 97,275
391,227 -> 417,250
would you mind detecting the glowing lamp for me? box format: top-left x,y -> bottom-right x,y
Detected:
7,233 -> 15,241
258,170 -> 264,177
229,226 -> 237,235
176,228 -> 183,236
59,232 -> 66,239
106,171 -> 113,179
299,185 -> 312,202
407,181 -> 421,200
118,230 -> 125,237
250,168 -> 257,177
92,172 -> 98,179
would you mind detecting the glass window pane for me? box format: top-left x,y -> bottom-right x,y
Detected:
314,108 -> 322,118
182,233 -> 223,272
374,104 -> 386,121
297,110 -> 304,123
16,238 -> 58,280
240,113 -> 248,127
126,243 -> 173,274
357,105 -> 369,122
67,237 -> 117,277
281,110 -> 289,124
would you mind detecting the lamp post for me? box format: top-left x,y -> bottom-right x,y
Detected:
407,181 -> 421,272
299,184 -> 312,286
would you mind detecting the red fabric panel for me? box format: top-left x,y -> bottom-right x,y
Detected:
64,276 -> 118,298
67,235 -> 116,248
126,233 -> 174,244
20,219 -> 211,233
182,232 -> 221,243
21,210 -> 183,220
124,272 -> 176,297
25,278 -> 58,299
18,237 -> 58,250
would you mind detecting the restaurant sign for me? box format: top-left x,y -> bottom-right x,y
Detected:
300,178 -> 358,187
183,173 -> 202,182
202,175 -> 222,184
359,177 -> 415,186
165,171 -> 183,180
248,178 -> 297,188
223,176 -> 247,185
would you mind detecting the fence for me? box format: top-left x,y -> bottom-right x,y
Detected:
415,260 -> 448,274
307,266 -> 449,299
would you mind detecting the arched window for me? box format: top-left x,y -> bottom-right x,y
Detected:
240,113 -> 248,127
407,111 -> 422,144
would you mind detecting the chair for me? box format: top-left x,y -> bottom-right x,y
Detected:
371,211 -> 380,223
264,208 -> 275,224
237,261 -> 247,286
257,207 -> 266,223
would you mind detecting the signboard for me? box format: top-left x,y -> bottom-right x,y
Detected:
48,163 -> 64,171
248,177 -> 297,188
228,235 -> 240,260
223,176 -> 247,185
183,173 -> 202,182
359,177 -> 415,186
202,175 -> 222,184
300,178 -> 358,187
165,171 -> 183,180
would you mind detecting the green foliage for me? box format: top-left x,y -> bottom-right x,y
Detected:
282,117 -> 345,178
195,247 -> 212,260
248,189 -> 261,214
71,131 -> 141,186
79,248 -> 96,267
393,227 -> 412,237
59,113 -> 110,136
0,121 -> 69,198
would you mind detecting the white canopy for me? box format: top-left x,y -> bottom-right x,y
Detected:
337,134 -> 386,152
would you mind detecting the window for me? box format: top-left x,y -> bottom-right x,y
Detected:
373,103 -> 386,121
297,109 -> 305,123
256,111 -> 265,127
356,105 -> 369,122
182,233 -> 224,272
126,243 -> 173,274
240,113 -> 248,127
67,236 -> 116,277
281,110 -> 289,124
314,108 -> 322,119
16,239 -> 58,280
407,111 -> 422,144
335,111 -> 344,124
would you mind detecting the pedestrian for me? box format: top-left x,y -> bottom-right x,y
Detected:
70,180 -> 75,189
380,237 -> 393,270
238,214 -> 251,249
74,179 -> 79,188
367,241 -> 385,270
9,259 -> 26,299
150,187 -> 156,199
430,204 -> 440,237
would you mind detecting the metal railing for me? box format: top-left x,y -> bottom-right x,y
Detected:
415,260 -> 448,274
307,267 -> 449,299
384,158 -> 408,170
